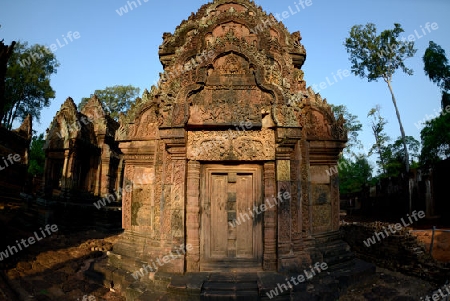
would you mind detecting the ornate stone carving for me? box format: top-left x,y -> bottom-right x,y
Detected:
187,129 -> 275,161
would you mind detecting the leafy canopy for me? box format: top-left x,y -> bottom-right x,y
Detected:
79,85 -> 140,121
420,113 -> 450,163
3,41 -> 59,129
420,42 -> 450,164
338,154 -> 373,195
344,23 -> 416,83
423,41 -> 450,93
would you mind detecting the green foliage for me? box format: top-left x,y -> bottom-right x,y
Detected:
423,41 -> 450,94
338,154 -> 373,195
3,41 -> 59,129
344,23 -> 416,83
28,133 -> 45,176
384,136 -> 420,177
367,105 -> 390,174
330,104 -> 363,153
420,112 -> 450,164
420,42 -> 450,164
344,23 -> 416,172
79,85 -> 140,120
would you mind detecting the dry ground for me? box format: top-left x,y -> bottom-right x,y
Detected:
1,202 -> 449,300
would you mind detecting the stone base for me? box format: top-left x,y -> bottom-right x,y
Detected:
87,257 -> 375,300
87,230 -> 375,300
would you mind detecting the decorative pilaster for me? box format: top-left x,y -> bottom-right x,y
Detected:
277,159 -> 291,257
186,160 -> 201,272
263,162 -> 277,271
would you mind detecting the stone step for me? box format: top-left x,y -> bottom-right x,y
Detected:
201,273 -> 259,300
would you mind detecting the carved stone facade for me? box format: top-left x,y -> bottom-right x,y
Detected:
111,0 -> 347,274
43,96 -> 122,200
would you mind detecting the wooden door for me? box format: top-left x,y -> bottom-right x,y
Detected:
201,165 -> 262,271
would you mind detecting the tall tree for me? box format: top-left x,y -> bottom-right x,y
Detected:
367,105 -> 390,175
3,41 -> 59,129
344,23 -> 417,172
330,104 -> 363,154
420,42 -> 450,164
79,85 -> 140,120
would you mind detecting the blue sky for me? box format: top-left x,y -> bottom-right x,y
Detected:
1,0 -> 449,162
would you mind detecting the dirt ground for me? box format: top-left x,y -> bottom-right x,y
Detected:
0,202 -> 448,300
413,230 -> 450,262
0,230 -> 442,301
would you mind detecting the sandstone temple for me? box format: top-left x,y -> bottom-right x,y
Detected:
43,0 -> 374,298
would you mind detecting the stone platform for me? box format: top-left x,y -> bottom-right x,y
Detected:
87,258 -> 375,300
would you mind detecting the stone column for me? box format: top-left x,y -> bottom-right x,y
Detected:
276,159 -> 291,257
116,157 -> 124,193
263,162 -> 277,271
186,160 -> 200,272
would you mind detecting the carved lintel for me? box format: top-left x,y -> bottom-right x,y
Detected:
187,129 -> 275,161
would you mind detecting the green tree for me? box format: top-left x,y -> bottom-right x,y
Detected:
344,23 -> 417,172
79,85 -> 140,120
338,154 -> 373,195
385,136 -> 420,177
420,42 -> 450,164
330,104 -> 363,154
28,133 -> 45,176
3,41 -> 59,129
367,105 -> 391,175
423,41 -> 450,95
420,115 -> 450,163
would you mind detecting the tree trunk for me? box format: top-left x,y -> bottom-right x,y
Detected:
0,41 -> 16,125
386,80 -> 410,172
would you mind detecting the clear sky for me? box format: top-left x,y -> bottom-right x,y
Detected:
1,0 -> 449,162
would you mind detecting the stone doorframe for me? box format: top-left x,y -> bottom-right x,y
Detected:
186,160 -> 277,272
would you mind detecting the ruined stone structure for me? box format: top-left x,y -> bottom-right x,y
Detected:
43,96 -> 122,200
0,115 -> 32,200
110,0 -> 349,277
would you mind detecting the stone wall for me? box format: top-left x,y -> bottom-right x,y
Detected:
341,222 -> 449,283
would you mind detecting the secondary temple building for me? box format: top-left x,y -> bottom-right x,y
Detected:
44,96 -> 122,200
109,0 -> 348,274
